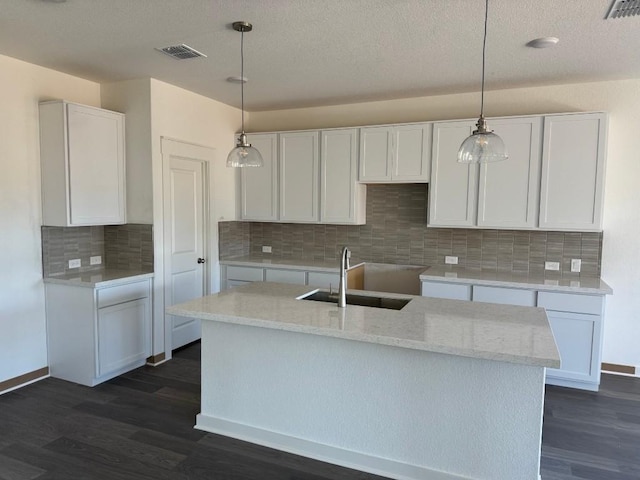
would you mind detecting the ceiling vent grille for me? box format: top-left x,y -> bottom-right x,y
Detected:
156,44 -> 207,60
606,0 -> 640,18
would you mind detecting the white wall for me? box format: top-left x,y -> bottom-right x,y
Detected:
149,79 -> 240,357
94,78 -> 241,359
0,54 -> 100,386
101,79 -> 153,224
250,79 -> 640,371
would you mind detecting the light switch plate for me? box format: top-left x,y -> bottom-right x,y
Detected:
445,256 -> 458,265
90,255 -> 102,265
545,261 -> 560,271
68,259 -> 81,269
571,258 -> 581,273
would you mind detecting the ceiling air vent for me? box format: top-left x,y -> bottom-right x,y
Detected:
606,0 -> 640,18
156,44 -> 207,60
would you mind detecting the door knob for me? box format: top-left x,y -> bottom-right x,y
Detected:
197,258 -> 206,264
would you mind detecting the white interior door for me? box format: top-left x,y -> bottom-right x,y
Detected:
167,157 -> 205,350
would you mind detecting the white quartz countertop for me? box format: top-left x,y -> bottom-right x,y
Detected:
43,269 -> 154,288
420,266 -> 612,295
167,282 -> 560,368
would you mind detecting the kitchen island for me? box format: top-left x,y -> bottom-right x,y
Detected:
168,282 -> 560,480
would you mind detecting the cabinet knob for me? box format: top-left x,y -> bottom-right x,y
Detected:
197,258 -> 206,264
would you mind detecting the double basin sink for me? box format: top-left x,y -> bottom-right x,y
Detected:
299,290 -> 411,311
297,262 -> 424,310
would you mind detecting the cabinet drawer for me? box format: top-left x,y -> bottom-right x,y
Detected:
265,268 -> 306,285
537,292 -> 603,315
307,271 -> 340,289
421,281 -> 472,301
97,280 -> 150,309
473,285 -> 536,306
226,266 -> 264,282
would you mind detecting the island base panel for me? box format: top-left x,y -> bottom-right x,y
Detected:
197,320 -> 546,480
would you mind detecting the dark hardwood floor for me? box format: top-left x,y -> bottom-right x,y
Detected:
1,342 -> 638,480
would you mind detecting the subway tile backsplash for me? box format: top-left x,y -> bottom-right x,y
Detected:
42,224 -> 153,276
219,184 -> 603,276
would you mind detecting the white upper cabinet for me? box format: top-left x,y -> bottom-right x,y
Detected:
279,131 -> 319,223
429,117 -> 543,229
320,129 -> 366,224
359,123 -> 430,182
539,113 -> 607,231
428,121 -> 478,227
477,117 -> 542,229
40,101 -> 125,226
240,133 -> 278,221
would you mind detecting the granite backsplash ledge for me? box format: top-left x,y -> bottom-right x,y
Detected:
42,224 -> 153,276
219,184 -> 603,277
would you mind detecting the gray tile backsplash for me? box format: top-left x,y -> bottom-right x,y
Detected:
219,184 -> 603,276
42,224 -> 153,276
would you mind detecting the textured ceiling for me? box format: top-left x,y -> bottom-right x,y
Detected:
0,0 -> 637,111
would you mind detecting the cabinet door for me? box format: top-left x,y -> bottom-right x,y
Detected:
539,113 -> 607,231
97,298 -> 150,377
392,124 -> 431,182
359,126 -> 393,181
544,310 -> 600,384
279,131 -> 319,222
477,118 -> 542,229
320,129 -> 365,224
240,133 -> 278,221
428,121 -> 478,227
67,103 -> 125,225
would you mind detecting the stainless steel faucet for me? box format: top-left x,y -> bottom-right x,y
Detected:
338,246 -> 350,308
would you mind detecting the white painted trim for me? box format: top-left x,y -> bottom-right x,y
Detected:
196,414 -> 474,480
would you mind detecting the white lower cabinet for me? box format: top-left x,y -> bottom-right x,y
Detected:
421,280 -> 606,391
222,265 -> 340,291
538,292 -> 604,391
45,277 -> 152,387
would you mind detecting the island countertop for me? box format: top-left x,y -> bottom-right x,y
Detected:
168,282 -> 560,368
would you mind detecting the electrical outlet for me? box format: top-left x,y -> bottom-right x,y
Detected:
262,246 -> 272,253
571,258 -> 582,273
445,256 -> 458,265
68,258 -> 81,269
90,255 -> 102,265
545,261 -> 560,271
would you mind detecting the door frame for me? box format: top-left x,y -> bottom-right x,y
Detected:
160,137 -> 216,359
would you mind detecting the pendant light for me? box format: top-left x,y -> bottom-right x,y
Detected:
227,21 -> 263,168
457,0 -> 508,164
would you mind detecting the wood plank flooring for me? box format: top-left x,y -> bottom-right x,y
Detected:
1,341 -> 638,480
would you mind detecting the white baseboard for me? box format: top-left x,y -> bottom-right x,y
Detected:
196,414 -> 474,480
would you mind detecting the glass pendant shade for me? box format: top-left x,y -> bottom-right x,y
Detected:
457,130 -> 508,163
227,135 -> 264,167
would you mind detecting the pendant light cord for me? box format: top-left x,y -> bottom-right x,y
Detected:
480,0 -> 488,117
240,28 -> 245,134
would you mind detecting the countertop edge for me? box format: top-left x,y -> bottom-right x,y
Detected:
43,271 -> 154,288
419,272 -> 612,295
167,298 -> 559,369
